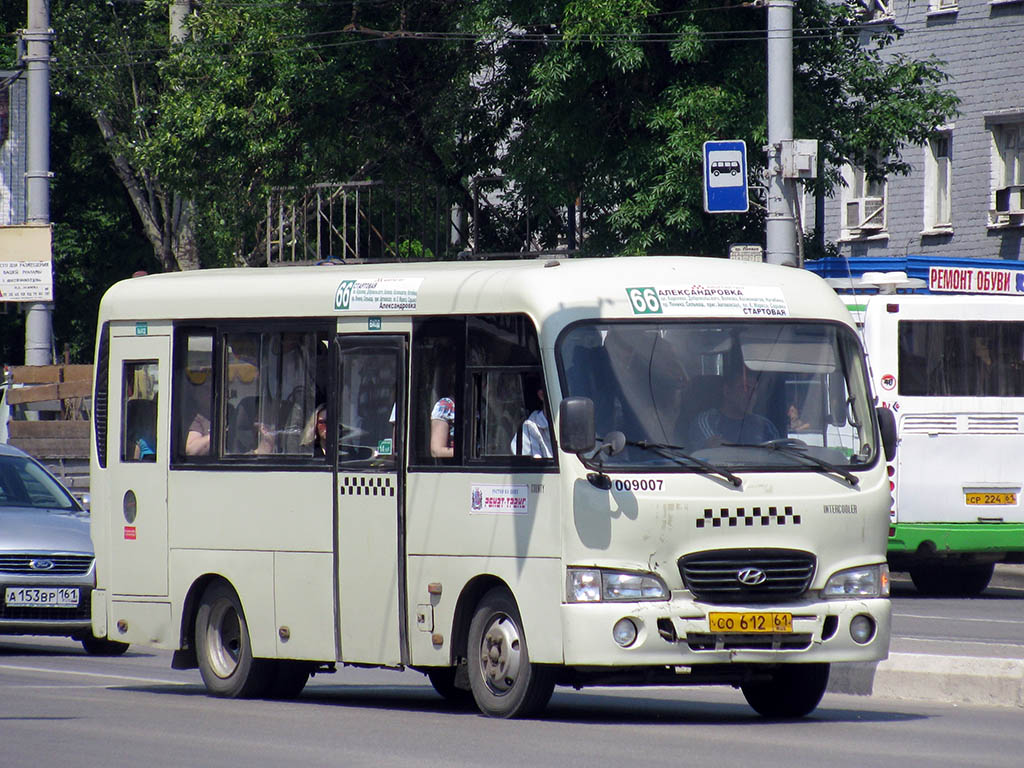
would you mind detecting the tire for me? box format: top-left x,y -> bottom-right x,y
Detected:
80,635 -> 130,656
910,562 -> 993,596
265,660 -> 310,700
195,581 -> 270,698
467,587 -> 555,719
426,666 -> 474,707
955,562 -> 995,596
741,663 -> 830,719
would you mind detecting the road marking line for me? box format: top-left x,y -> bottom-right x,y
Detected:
893,636 -> 1024,649
0,663 -> 190,686
894,613 -> 1024,625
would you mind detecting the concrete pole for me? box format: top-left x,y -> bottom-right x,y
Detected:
765,0 -> 798,267
23,0 -> 53,365
170,0 -> 190,43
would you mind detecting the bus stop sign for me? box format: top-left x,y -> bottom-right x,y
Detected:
703,140 -> 749,214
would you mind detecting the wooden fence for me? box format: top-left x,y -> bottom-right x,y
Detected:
3,364 -> 93,494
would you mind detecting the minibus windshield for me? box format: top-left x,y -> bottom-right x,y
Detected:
557,320 -> 877,470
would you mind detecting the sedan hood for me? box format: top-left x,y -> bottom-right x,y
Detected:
0,507 -> 93,555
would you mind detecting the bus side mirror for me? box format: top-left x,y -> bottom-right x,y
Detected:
876,406 -> 897,462
559,396 -> 596,454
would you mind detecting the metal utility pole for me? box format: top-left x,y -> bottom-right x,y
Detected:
765,0 -> 798,267
23,0 -> 53,365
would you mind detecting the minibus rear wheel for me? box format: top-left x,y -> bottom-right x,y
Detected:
741,663 -> 830,719
468,587 -> 555,718
195,581 -> 270,698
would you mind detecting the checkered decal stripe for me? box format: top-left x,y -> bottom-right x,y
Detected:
696,506 -> 800,528
340,475 -> 396,497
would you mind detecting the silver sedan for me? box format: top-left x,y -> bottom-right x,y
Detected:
0,443 -> 128,655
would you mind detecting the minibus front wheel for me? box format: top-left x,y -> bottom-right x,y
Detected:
195,580 -> 270,698
741,663 -> 830,718
468,587 -> 555,718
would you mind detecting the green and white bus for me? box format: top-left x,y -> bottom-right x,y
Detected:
89,256 -> 894,718
855,274 -> 1024,595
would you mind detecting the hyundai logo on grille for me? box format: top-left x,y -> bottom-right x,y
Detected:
29,559 -> 55,571
736,567 -> 767,586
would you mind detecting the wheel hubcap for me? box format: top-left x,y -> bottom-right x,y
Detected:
478,613 -> 522,695
206,598 -> 242,679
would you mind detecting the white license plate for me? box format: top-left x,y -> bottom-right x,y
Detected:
4,587 -> 80,607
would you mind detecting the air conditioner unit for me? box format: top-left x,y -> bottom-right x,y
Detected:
994,185 -> 1024,215
846,196 -> 885,232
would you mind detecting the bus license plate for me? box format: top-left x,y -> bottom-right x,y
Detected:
4,587 -> 80,608
965,493 -> 1017,506
708,612 -> 792,633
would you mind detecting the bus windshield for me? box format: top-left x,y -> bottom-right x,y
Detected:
558,320 -> 877,470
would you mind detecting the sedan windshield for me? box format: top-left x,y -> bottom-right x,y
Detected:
557,320 -> 877,471
0,455 -> 80,510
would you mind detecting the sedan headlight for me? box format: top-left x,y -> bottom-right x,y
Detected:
567,568 -> 669,603
822,564 -> 890,599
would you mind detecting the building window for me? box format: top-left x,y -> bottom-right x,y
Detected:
842,164 -> 887,238
927,0 -> 958,13
989,120 -> 1024,227
924,131 -> 953,231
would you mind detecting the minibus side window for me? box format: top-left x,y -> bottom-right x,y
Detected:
222,331 -> 318,456
174,330 -> 215,460
410,317 -> 464,466
121,361 -> 159,463
467,315 -> 553,466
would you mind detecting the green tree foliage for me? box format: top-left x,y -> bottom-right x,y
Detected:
4,2 -> 959,360
469,0 -> 959,254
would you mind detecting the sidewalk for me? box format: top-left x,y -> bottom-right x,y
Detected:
828,565 -> 1024,708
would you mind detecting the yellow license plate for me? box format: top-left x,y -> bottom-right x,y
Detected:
965,492 -> 1017,505
708,612 -> 793,633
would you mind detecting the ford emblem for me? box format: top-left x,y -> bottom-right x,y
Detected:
29,558 -> 56,571
737,567 -> 767,586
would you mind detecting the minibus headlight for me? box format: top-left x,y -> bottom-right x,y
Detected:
822,564 -> 890,599
567,569 -> 669,603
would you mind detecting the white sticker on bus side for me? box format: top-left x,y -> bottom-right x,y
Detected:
334,277 -> 423,312
625,285 -> 789,317
470,484 -> 530,514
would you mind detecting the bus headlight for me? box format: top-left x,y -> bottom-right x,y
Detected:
567,569 -> 669,603
822,564 -> 890,599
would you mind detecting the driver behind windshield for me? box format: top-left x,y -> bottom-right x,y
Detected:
689,361 -> 779,449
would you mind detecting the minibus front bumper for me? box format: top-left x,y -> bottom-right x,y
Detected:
560,594 -> 890,667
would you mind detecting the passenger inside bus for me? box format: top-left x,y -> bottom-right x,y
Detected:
689,362 -> 779,448
300,403 -> 328,457
430,396 -> 456,458
510,376 -> 552,458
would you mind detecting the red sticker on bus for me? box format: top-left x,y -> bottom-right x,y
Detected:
124,526 -> 137,541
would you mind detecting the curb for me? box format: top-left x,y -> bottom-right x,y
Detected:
829,653 -> 1024,709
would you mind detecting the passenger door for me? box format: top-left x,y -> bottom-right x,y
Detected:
107,325 -> 170,597
334,335 -> 407,665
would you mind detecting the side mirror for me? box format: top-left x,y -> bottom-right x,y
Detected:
559,396 -> 596,454
876,406 -> 897,462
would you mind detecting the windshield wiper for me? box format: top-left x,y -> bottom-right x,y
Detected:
746,438 -> 859,487
626,440 -> 742,488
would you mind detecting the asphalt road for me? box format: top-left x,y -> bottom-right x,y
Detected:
1,637 -> 1023,768
2,566 -> 1021,765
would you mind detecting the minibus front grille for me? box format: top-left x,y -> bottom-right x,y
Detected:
685,632 -> 813,652
678,548 -> 816,603
0,554 -> 94,575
